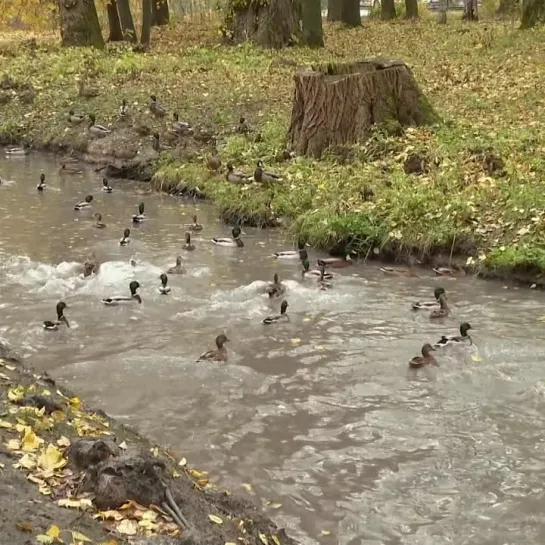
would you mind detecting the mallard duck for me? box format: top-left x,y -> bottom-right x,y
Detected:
149,95 -> 166,118
36,173 -> 46,191
93,212 -> 106,229
183,232 -> 195,251
263,300 -> 289,324
301,258 -> 333,279
267,273 -> 285,298
409,344 -> 437,369
60,162 -> 82,175
158,273 -> 171,295
102,280 -> 142,305
102,178 -> 113,192
317,264 -> 332,290
82,253 -> 100,277
273,240 -> 307,259
119,228 -> 131,245
78,81 -> 99,98
433,265 -> 466,278
129,256 -> 137,267
152,132 -> 171,152
225,163 -> 251,184
186,214 -> 203,232
254,160 -> 283,183
67,110 -> 85,125
74,195 -> 93,210
88,114 -> 111,138
430,293 -> 450,319
119,99 -> 129,118
167,256 -> 185,274
412,287 -> 446,310
43,302 -> 69,331
435,322 -> 473,348
207,150 -> 221,171
317,255 -> 353,269
379,266 -> 418,277
236,116 -> 249,134
5,146 -> 28,157
212,227 -> 244,248
172,113 -> 193,135
132,202 -> 146,223
197,334 -> 229,362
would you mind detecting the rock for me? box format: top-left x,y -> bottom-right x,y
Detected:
66,438 -> 121,471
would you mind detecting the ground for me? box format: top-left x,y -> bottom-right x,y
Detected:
1,16 -> 545,281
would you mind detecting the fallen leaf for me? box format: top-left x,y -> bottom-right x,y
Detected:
118,441 -> 128,450
471,354 -> 482,362
69,397 -> 81,409
0,419 -> 12,429
208,514 -> 223,525
38,444 -> 67,471
22,428 -> 43,452
8,387 -> 24,402
178,457 -> 187,467
320,530 -> 331,536
94,510 -> 123,521
225,542 -> 237,545
57,436 -> 71,447
39,483 -> 52,495
15,453 -> 37,470
5,438 -> 20,450
259,533 -> 268,545
290,338 -> 301,345
5,364 -> 16,371
271,536 -> 280,545
116,519 -> 138,535
269,503 -> 282,509
36,535 -> 54,544
303,317 -> 311,322
538,315 -> 545,322
47,525 -> 62,539
15,522 -> 33,532
70,530 -> 92,542
241,483 -> 253,493
58,497 -> 93,510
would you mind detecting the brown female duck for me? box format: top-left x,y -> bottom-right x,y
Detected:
409,344 -> 437,368
197,334 -> 229,362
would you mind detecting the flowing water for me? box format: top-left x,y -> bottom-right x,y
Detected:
2,152 -> 545,545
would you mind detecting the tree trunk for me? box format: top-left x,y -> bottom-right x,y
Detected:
462,0 -> 478,19
107,0 -> 123,41
437,0 -> 447,23
381,0 -> 397,19
301,0 -> 324,46
57,0 -> 104,48
327,0 -> 342,20
152,0 -> 170,25
341,0 -> 361,25
405,0 -> 419,18
141,0 -> 152,45
116,0 -> 137,42
521,0 -> 545,26
288,60 -> 438,158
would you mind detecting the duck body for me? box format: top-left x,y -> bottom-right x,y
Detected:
172,113 -> 193,135
119,99 -> 129,118
267,274 -> 285,298
212,227 -> 244,248
132,202 -> 146,223
183,232 -> 195,251
93,213 -> 106,229
318,255 -> 353,269
254,160 -> 282,183
435,322 -> 473,348
149,95 -> 166,118
317,265 -> 332,290
225,163 -> 251,184
88,114 -> 111,138
102,178 -> 113,192
74,195 -> 93,210
197,334 -> 229,362
5,146 -> 28,157
263,300 -> 290,324
430,293 -> 450,319
409,344 -> 437,369
68,110 -> 85,125
102,281 -> 142,306
380,265 -> 417,277
159,273 -> 171,294
60,163 -> 82,175
36,173 -> 46,191
167,256 -> 185,274
43,302 -> 69,331
187,215 -> 203,232
412,287 -> 446,310
433,266 -> 466,278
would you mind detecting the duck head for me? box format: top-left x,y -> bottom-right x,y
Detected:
69,110 -> 75,116
129,281 -> 140,294
94,212 -> 102,221
280,300 -> 289,314
85,195 -> 93,204
422,343 -> 435,357
39,173 -> 45,183
123,228 -> 130,238
273,273 -> 279,284
160,273 -> 168,287
256,159 -> 264,168
232,227 -> 241,239
56,301 -> 69,326
173,113 -> 179,121
192,214 -> 198,223
138,202 -> 145,215
434,287 -> 446,300
239,116 -> 245,124
216,334 -> 229,348
175,256 -> 183,266
121,98 -> 127,107
460,322 -> 472,336
150,94 -> 157,102
226,163 -> 234,172
103,178 -> 109,187
297,239 -> 307,250
88,113 -> 96,124
185,232 -> 191,244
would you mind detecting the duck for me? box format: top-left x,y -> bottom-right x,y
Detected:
433,265 -> 466,278
435,322 -> 473,348
119,99 -> 129,118
132,202 -> 146,223
67,110 -> 85,125
207,150 -> 221,171
43,302 -> 70,331
236,116 -> 249,134
82,253 -> 100,277
412,287 -> 446,310
102,280 -> 142,305
317,264 -> 332,290
119,228 -> 131,245
60,162 -> 82,175
267,273 -> 285,298
152,132 -> 171,152
167,256 -> 185,274
74,195 -> 93,210
301,258 -> 333,279
317,255 -> 353,269
183,232 -> 195,251
149,95 -> 166,118
379,266 -> 418,277
430,293 -> 450,319
263,300 -> 289,324
88,114 -> 111,138
78,81 -> 99,98
212,227 -> 244,248
36,173 -> 46,191
225,163 -> 251,184
409,344 -> 437,369
196,334 -> 229,362
158,273 -> 171,295
5,146 -> 29,157
102,178 -> 113,192
273,240 -> 307,259
93,212 -> 106,229
187,214 -> 203,232
172,113 -> 193,135
254,160 -> 283,184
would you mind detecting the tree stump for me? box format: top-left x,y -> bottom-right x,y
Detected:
288,60 -> 438,158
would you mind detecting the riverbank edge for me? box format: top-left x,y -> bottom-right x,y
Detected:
0,342 -> 298,545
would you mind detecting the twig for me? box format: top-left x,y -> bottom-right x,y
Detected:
162,501 -> 186,530
165,486 -> 191,529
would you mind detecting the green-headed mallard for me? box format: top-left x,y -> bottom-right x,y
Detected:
149,95 -> 166,118
267,273 -> 285,298
132,202 -> 146,223
263,300 -> 289,324
36,173 -> 46,191
88,114 -> 111,138
254,160 -> 283,183
430,293 -> 450,319
67,110 -> 85,125
93,212 -> 106,229
301,258 -> 333,279
5,145 -> 29,157
212,227 -> 243,248
167,256 -> 185,274
412,287 -> 446,310
152,132 -> 171,152
159,273 -> 171,295
119,99 -> 129,118
435,322 -> 473,348
43,302 -> 69,331
197,334 -> 229,362
409,344 -> 437,368
226,163 -> 251,184
318,255 -> 353,269
184,232 -> 195,251
102,280 -> 142,306
433,265 -> 466,278
317,264 -> 332,290
273,239 -> 307,259
187,214 -> 203,232
172,113 -> 193,135
74,195 -> 93,210
102,178 -> 113,193
119,228 -> 131,246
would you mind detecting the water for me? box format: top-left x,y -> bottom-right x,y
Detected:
2,152 -> 545,545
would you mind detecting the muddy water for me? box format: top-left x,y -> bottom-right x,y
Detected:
2,152 -> 545,545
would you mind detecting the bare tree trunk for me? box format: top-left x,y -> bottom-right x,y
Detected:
141,0 -> 152,45
57,0 -> 104,48
116,0 -> 137,42
405,0 -> 419,18
327,0 -> 342,20
301,0 -> 324,46
462,0 -> 478,19
521,0 -> 545,26
152,0 -> 170,25
381,0 -> 396,19
107,0 -> 123,41
341,0 -> 361,25
437,0 -> 447,23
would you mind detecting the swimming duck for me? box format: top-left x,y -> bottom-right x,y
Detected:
129,256 -> 137,267
225,163 -> 251,184
119,99 -> 129,118
409,344 -> 437,369
102,280 -> 142,306
172,113 -> 193,135
93,212 -> 106,229
263,300 -> 289,324
236,116 -> 249,134
43,302 -> 70,331
74,195 -> 93,210
167,256 -> 185,274
149,95 -> 166,118
152,133 -> 171,152
82,253 -> 100,277
317,264 -> 332,290
67,110 -> 85,125
273,240 -> 307,259
102,178 -> 113,192
254,160 -> 283,184
120,228 -> 131,245
88,114 -> 111,138
317,255 -> 353,269
36,173 -> 46,191
187,214 -> 203,232
435,322 -> 473,347
433,265 -> 466,278
212,227 -> 244,248
412,287 -> 446,310
158,273 -> 171,295
301,258 -> 333,279
132,202 -> 146,223
379,266 -> 418,277
197,334 -> 229,362
430,293 -> 450,319
183,232 -> 195,251
5,146 -> 29,156
60,162 -> 82,175
267,273 -> 285,298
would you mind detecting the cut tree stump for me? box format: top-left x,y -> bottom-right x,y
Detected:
288,59 -> 438,158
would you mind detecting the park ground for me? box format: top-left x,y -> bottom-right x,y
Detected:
1,16 -> 545,281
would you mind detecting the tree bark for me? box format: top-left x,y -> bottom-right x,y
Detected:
405,0 -> 418,18
141,0 -> 152,45
341,0 -> 361,25
462,0 -> 478,19
521,0 -> 545,26
152,0 -> 170,25
437,0 -> 447,23
107,0 -> 123,41
301,0 -> 324,46
57,0 -> 104,48
327,0 -> 342,20
381,0 -> 396,19
116,0 -> 137,42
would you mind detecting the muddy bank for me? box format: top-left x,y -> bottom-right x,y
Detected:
0,342 -> 297,545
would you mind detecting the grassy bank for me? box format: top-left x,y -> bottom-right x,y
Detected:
2,20 -> 545,278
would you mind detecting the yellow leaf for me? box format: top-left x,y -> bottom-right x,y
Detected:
97,541 -> 118,545
320,530 -> 331,536
116,519 -> 138,535
36,535 -> 54,544
208,514 -> 223,525
538,315 -> 545,322
41,389 -> 51,396
70,531 -> 92,542
47,526 -> 61,539
118,441 -> 128,450
6,439 -> 20,450
178,457 -> 187,467
271,536 -> 280,545
5,364 -> 16,371
225,542 -> 237,545
241,483 -> 253,493
15,453 -> 37,470
8,387 -> 24,402
269,503 -> 282,509
259,533 -> 268,545
58,498 -> 92,510
290,338 -> 301,345
22,428 -> 43,452
38,444 -> 67,471
141,510 -> 158,521
303,317 -> 311,322
57,436 -> 71,447
39,483 -> 52,495
94,510 -> 123,521
69,397 -> 81,409
471,354 -> 482,362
